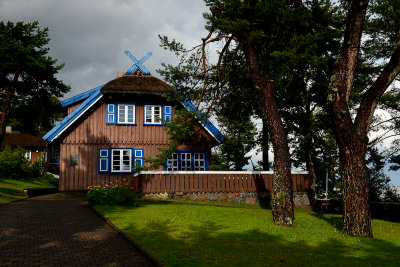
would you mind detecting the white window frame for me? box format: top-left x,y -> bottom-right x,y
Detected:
194,153 -> 205,171
144,105 -> 162,125
117,104 -> 135,124
167,153 -> 179,171
24,150 -> 32,161
111,149 -> 132,172
181,153 -> 192,171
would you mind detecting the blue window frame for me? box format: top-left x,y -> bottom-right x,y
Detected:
98,148 -> 144,173
106,103 -> 136,125
143,104 -> 173,125
165,150 -> 208,171
144,105 -> 162,125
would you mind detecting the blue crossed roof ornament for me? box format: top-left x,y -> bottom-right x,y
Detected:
124,50 -> 152,75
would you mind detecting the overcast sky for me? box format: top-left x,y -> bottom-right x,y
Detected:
0,0 -> 209,99
2,0 -> 400,187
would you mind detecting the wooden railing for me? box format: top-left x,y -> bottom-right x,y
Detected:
135,171 -> 312,194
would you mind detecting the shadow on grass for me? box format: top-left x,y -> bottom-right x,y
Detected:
310,212 -> 343,231
118,202 -> 399,267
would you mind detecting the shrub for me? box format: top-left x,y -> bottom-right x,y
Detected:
87,185 -> 108,205
87,182 -> 140,206
0,146 -> 31,178
31,153 -> 45,177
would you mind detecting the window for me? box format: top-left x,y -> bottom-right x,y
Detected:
194,153 -> 205,170
24,150 -> 32,161
167,153 -> 179,171
106,103 -> 136,124
118,104 -> 135,124
111,149 -> 131,172
144,105 -> 162,125
181,153 -> 191,171
98,148 -> 144,173
165,150 -> 207,171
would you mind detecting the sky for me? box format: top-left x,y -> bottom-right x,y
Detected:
0,0 -> 210,99
1,0 -> 399,187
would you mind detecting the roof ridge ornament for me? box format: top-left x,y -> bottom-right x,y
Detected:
124,50 -> 152,75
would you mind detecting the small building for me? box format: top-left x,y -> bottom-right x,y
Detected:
43,51 -> 225,191
1,127 -> 46,163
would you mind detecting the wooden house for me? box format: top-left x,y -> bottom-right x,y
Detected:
1,127 -> 47,164
43,51 -> 225,191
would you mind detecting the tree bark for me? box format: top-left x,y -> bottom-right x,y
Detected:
242,40 -> 294,226
340,141 -> 372,237
328,0 -> 372,237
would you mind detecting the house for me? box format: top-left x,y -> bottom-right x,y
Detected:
43,51 -> 225,191
1,126 -> 47,163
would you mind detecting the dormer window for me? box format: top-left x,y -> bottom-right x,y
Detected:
144,105 -> 162,125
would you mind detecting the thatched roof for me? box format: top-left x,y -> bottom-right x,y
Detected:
101,74 -> 174,95
2,132 -> 46,148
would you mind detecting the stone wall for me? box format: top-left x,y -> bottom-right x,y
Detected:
143,191 -> 311,209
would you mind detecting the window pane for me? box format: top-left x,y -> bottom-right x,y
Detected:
154,106 -> 161,123
118,105 -> 126,123
111,149 -> 131,172
127,106 -> 134,123
194,153 -> 205,171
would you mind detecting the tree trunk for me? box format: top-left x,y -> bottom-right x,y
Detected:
339,142 -> 372,237
0,91 -> 12,144
262,117 -> 269,171
0,67 -> 21,144
242,41 -> 294,226
327,0 -> 373,237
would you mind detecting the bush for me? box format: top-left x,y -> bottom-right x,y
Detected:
87,182 -> 140,206
0,146 -> 31,178
87,185 -> 108,204
31,153 -> 45,177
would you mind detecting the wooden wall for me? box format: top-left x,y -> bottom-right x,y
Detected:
59,99 -> 214,191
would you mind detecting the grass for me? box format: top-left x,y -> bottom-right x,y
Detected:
0,175 -> 57,205
95,200 -> 400,267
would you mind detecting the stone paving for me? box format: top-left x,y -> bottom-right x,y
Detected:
0,194 -> 156,266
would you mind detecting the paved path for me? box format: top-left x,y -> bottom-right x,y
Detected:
0,194 -> 156,266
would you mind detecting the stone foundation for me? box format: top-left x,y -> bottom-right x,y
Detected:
143,191 -> 311,208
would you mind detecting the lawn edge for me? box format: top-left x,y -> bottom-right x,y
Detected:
0,196 -> 28,207
90,205 -> 164,267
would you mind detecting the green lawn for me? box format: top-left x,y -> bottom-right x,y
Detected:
95,201 -> 400,267
0,176 -> 57,205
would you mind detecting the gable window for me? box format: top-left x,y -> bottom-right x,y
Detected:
144,105 -> 162,125
118,104 -> 135,124
165,150 -> 208,171
112,149 -> 131,172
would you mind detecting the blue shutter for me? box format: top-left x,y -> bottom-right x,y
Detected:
106,104 -> 116,124
204,151 -> 209,170
133,148 -> 144,168
163,105 -> 172,122
98,148 -> 110,173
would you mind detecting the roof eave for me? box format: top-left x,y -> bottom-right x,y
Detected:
43,87 -> 103,142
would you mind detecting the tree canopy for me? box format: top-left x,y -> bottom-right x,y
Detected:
159,0 -> 400,237
0,20 -> 69,139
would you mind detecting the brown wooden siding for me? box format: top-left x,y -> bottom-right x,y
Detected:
59,99 -> 215,191
67,102 -> 82,115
